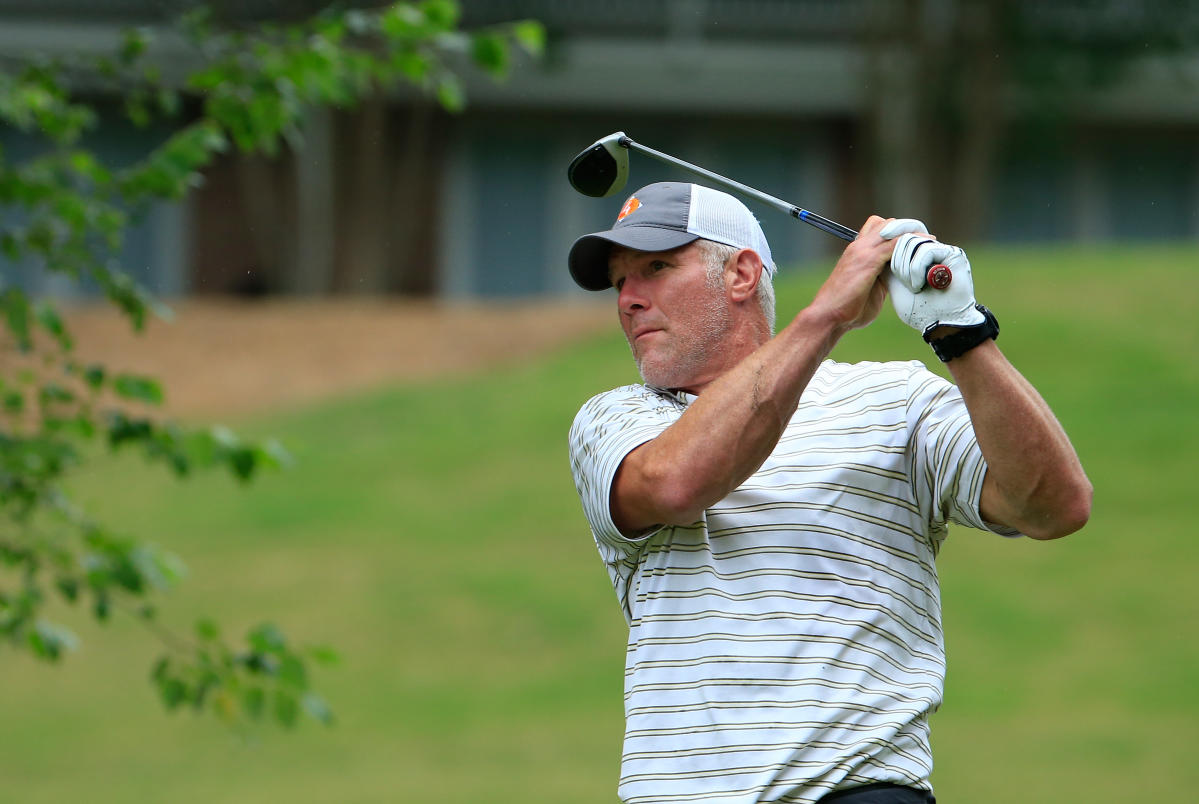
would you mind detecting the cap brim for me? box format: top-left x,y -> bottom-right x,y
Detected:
568,226 -> 700,291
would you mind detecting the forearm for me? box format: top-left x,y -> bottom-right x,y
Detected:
612,307 -> 842,531
945,341 -> 1092,539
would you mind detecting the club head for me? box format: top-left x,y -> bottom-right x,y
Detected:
567,132 -> 630,198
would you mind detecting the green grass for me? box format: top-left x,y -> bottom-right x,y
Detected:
3,242 -> 1197,802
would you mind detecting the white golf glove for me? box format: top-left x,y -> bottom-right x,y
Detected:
884,231 -> 984,335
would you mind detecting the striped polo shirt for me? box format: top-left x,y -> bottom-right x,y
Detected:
568,359 -> 1020,804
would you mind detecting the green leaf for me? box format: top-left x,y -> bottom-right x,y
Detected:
309,645 -> 341,666
302,692 -> 334,726
91,267 -> 150,331
471,33 -> 509,77
67,149 -> 111,184
187,425 -> 288,481
420,0 -> 460,32
253,439 -> 293,471
69,412 -> 96,439
190,670 -> 217,710
277,654 -> 307,689
125,89 -> 151,128
436,73 -> 464,113
28,621 -> 79,661
35,302 -> 72,351
241,651 -> 274,675
273,690 -> 299,728
119,27 -> 150,65
3,390 -> 24,415
92,588 -> 110,621
104,411 -> 153,447
1,287 -> 32,352
38,383 -> 75,407
158,676 -> 187,710
391,49 -> 430,81
510,20 -> 546,58
156,87 -> 181,118
248,622 -> 287,654
131,544 -> 186,590
195,617 -> 220,641
243,686 -> 266,720
55,577 -> 80,603
113,374 -> 164,405
380,4 -> 428,40
230,447 -> 257,480
81,364 -> 105,390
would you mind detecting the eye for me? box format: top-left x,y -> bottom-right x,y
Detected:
649,260 -> 668,273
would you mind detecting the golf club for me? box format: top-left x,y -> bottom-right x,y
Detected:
567,131 -> 953,289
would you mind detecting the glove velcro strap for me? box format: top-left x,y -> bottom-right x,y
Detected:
924,305 -> 999,362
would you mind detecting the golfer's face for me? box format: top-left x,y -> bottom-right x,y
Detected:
608,243 -> 732,392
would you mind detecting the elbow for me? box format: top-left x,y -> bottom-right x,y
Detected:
613,459 -> 711,532
652,478 -> 711,526
1022,476 -> 1093,541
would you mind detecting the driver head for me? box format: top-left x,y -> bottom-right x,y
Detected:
566,132 -> 630,198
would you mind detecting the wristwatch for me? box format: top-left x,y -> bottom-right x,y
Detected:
924,304 -> 999,362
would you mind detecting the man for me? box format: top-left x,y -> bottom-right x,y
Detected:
566,182 -> 1091,803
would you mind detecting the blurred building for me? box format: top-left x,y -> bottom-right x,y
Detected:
2,0 -> 1197,299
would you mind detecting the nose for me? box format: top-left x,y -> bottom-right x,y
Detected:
617,274 -> 648,316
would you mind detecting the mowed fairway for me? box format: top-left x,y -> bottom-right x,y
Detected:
2,244 -> 1196,802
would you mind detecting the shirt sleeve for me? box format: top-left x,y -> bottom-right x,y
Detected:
905,363 -> 1024,539
568,385 -> 684,556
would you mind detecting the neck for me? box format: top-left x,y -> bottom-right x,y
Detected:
679,317 -> 771,395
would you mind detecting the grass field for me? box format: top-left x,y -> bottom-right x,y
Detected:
2,243 -> 1197,802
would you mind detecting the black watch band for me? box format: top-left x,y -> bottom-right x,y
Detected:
924,304 -> 999,362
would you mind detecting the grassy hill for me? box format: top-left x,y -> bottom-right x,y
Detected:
2,243 -> 1196,802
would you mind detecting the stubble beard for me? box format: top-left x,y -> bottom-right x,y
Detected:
631,283 -> 732,390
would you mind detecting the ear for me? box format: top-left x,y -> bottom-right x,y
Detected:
726,249 -> 764,304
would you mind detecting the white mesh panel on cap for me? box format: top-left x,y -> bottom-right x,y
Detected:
686,184 -> 776,275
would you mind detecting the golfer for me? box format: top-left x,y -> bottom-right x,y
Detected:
566,182 -> 1091,803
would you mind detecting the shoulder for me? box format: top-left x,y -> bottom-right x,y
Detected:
572,384 -> 686,426
568,384 -> 687,489
569,384 -> 687,446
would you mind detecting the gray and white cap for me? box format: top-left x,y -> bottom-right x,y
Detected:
568,182 -> 776,291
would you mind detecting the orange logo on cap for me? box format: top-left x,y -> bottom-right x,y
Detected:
617,196 -> 641,222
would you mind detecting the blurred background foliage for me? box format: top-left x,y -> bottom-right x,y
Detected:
1,0 -> 543,730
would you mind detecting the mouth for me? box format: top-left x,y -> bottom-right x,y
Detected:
631,326 -> 661,345
627,315 -> 661,336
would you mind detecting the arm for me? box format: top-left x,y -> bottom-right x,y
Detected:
943,341 -> 1092,540
888,235 -> 1092,540
611,216 -> 901,535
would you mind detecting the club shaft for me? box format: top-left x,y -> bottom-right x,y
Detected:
619,135 -> 858,243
